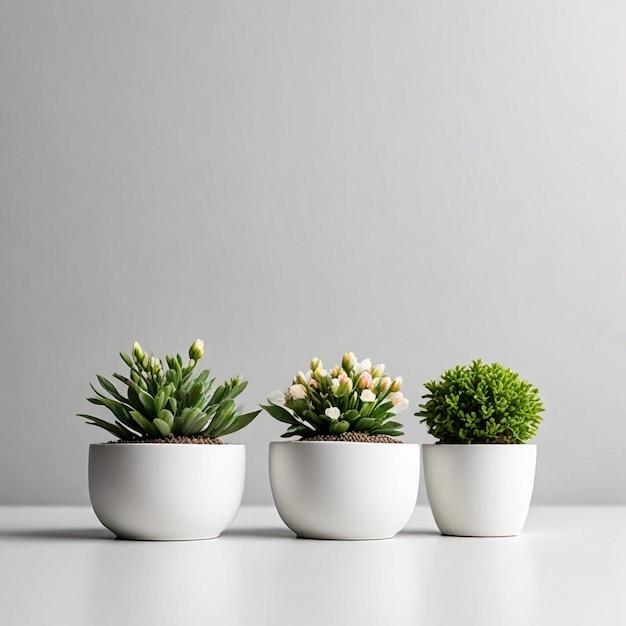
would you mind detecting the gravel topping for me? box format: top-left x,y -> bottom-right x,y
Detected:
299,432 -> 401,444
111,436 -> 224,444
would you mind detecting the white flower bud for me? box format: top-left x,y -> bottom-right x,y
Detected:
189,339 -> 204,361
378,376 -> 392,392
267,391 -> 286,406
390,377 -> 403,392
342,352 -> 357,371
354,359 -> 372,375
389,392 -> 409,413
132,341 -> 145,363
371,364 -> 385,378
288,384 -> 308,400
360,389 -> 376,403
325,407 -> 341,420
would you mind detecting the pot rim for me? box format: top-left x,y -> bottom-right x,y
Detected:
422,442 -> 537,448
89,442 -> 245,447
270,440 -> 419,447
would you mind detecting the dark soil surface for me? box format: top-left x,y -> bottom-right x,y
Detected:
111,436 -> 224,444
300,432 -> 401,443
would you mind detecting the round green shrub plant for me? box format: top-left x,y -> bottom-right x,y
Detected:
262,353 -> 409,438
416,360 -> 544,444
78,339 -> 260,441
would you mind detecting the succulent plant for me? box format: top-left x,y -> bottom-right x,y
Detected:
78,339 -> 260,441
262,353 -> 409,438
416,360 -> 544,444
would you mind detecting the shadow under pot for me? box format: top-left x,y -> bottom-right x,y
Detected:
89,443 -> 245,540
422,443 -> 537,537
269,441 -> 420,540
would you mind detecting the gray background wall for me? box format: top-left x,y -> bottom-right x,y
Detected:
2,1 -> 625,505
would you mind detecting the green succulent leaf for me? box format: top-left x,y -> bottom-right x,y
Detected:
206,383 -> 224,406
205,400 -> 236,437
119,352 -> 135,369
214,410 -> 261,437
353,417 -> 377,431
226,380 -> 248,400
261,404 -> 296,425
187,382 -> 204,407
153,390 -> 168,415
123,386 -> 144,414
185,412 -> 211,436
375,429 -> 404,437
153,418 -> 171,438
167,397 -> 178,415
302,410 -> 327,430
178,407 -> 203,435
281,424 -> 315,438
78,414 -> 137,440
328,420 -> 350,435
130,410 -> 157,436
96,376 -> 128,404
342,410 -> 359,422
158,409 -> 174,429
136,388 -> 155,416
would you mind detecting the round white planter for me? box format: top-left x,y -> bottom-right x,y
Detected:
89,443 -> 245,540
422,444 -> 537,537
269,441 -> 420,540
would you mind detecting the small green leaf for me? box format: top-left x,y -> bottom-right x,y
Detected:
158,409 -> 174,428
342,410 -> 359,422
136,388 -> 155,416
284,424 -> 315,438
168,397 -> 178,415
211,410 -> 261,438
96,375 -> 128,403
177,407 -> 203,434
187,382 -> 204,407
261,404 -> 296,425
207,383 -> 227,406
205,400 -> 236,437
329,420 -> 350,434
77,414 -> 135,441
130,410 -> 157,436
185,412 -> 211,435
302,410 -> 326,429
224,380 -> 248,400
353,417 -> 377,431
119,352 -> 135,369
153,418 -> 171,438
153,391 -> 167,415
126,386 -> 145,413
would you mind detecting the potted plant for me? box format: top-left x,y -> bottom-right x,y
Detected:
78,339 -> 260,540
416,360 -> 544,537
262,353 -> 420,540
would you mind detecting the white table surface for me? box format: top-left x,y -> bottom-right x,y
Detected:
1,505 -> 624,626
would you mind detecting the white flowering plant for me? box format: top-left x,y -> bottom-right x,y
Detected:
78,339 -> 260,441
262,353 -> 409,438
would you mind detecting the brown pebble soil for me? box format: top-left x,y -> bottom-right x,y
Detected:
300,432 -> 401,444
111,436 -> 224,445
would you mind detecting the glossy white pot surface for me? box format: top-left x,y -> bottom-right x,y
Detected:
89,443 -> 245,540
423,444 -> 537,537
269,441 -> 420,540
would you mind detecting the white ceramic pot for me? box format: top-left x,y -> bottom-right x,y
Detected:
422,444 -> 537,537
269,441 -> 420,540
89,443 -> 245,540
